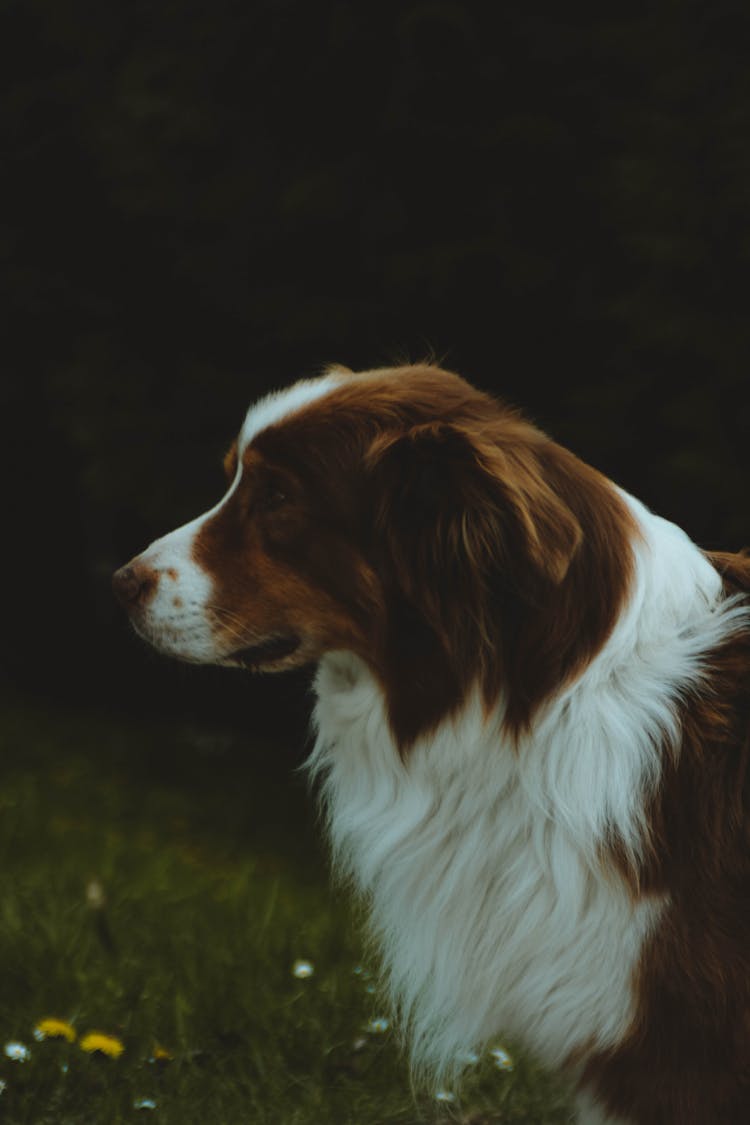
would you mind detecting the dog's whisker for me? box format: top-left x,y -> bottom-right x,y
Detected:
205,605 -> 253,645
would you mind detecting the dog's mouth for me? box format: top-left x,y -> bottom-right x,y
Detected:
229,635 -> 301,669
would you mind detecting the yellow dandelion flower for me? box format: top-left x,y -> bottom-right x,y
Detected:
151,1044 -> 172,1061
79,1031 -> 125,1058
34,1018 -> 76,1043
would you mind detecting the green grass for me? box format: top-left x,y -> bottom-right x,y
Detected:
0,698 -> 573,1124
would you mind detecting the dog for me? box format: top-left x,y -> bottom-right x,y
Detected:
113,363 -> 750,1123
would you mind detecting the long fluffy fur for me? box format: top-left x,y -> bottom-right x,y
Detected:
309,493 -> 748,1084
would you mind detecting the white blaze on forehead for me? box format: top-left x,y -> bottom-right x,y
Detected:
239,374 -> 344,453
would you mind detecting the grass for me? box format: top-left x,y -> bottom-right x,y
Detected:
0,697 -> 573,1124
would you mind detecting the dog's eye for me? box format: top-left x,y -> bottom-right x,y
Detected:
261,483 -> 288,513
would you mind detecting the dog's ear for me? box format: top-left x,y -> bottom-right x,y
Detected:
481,434 -> 584,588
367,422 -> 582,611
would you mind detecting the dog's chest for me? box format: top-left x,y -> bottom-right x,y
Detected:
309,654 -> 658,1074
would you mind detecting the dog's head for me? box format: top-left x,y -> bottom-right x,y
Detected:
113,364 -> 631,744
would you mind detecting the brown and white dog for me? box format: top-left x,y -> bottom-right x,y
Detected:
113,364 -> 750,1123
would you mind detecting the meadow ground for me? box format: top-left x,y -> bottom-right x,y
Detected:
0,697 -> 573,1124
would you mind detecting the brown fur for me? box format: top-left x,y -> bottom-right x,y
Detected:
195,364 -> 636,747
585,553 -> 750,1122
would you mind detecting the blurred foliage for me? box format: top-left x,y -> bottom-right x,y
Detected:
2,0 -> 750,711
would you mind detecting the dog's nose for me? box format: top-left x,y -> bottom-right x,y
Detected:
112,563 -> 153,608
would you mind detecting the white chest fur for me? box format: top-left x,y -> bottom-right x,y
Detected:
310,652 -> 660,1078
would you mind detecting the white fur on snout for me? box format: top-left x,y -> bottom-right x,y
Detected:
132,472 -> 241,664
134,521 -> 217,662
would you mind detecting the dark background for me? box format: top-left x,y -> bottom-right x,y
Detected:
3,0 -> 750,744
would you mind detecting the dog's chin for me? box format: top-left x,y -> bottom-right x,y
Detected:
130,617 -> 224,666
130,615 -> 306,672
